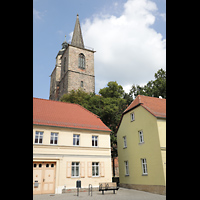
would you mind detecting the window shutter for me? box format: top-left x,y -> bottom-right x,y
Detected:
66,161 -> 71,178
87,162 -> 92,177
100,162 -> 105,177
80,162 -> 85,178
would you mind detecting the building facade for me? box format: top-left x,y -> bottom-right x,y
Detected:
117,95 -> 166,195
49,14 -> 95,101
33,98 -> 112,194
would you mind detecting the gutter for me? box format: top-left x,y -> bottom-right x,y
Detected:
33,123 -> 111,133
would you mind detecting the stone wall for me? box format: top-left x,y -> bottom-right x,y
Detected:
58,45 -> 95,99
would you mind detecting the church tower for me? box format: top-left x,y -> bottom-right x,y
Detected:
49,14 -> 95,101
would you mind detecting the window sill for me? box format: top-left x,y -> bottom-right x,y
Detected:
142,173 -> 148,176
125,174 -> 129,177
139,142 -> 145,145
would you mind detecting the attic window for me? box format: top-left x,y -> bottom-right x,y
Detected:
130,112 -> 135,121
78,53 -> 85,69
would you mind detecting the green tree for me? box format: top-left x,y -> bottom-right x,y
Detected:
99,81 -> 124,98
60,89 -> 92,109
129,68 -> 166,98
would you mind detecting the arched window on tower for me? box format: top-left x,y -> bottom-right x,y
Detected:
78,53 -> 85,69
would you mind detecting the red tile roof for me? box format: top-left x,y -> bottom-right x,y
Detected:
33,98 -> 111,132
124,95 -> 166,118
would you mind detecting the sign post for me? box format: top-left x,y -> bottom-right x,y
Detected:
76,180 -> 81,196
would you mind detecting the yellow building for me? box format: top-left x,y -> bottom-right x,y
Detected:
33,98 -> 112,194
117,95 -> 166,195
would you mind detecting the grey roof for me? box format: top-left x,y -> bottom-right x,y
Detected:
71,14 -> 84,48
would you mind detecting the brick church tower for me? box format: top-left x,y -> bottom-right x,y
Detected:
49,14 -> 95,101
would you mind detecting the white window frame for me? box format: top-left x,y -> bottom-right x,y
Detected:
35,131 -> 43,144
123,136 -> 127,148
71,162 -> 80,177
92,162 -> 99,177
50,132 -> 58,145
92,136 -> 98,147
125,161 -> 129,176
73,134 -> 80,146
130,112 -> 135,121
139,130 -> 144,143
141,158 -> 148,175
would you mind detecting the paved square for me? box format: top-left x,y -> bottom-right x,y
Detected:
33,187 -> 166,200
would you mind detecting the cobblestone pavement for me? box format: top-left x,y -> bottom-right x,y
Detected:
33,187 -> 166,200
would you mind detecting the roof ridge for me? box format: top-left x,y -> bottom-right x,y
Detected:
33,97 -> 82,106
33,97 -> 111,132
123,95 -> 166,114
33,97 -> 100,119
138,95 -> 141,104
138,95 -> 166,100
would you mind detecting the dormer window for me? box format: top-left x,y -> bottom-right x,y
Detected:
79,53 -> 85,69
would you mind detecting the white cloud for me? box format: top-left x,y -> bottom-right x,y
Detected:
33,8 -> 46,22
33,8 -> 42,20
159,13 -> 166,21
123,84 -> 132,93
81,0 -> 166,94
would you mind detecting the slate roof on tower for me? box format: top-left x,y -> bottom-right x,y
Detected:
71,14 -> 84,48
33,97 -> 111,132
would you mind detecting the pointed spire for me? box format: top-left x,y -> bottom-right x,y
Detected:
71,14 -> 84,48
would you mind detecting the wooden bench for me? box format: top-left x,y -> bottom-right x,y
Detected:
99,182 -> 119,194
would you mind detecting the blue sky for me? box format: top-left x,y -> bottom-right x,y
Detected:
33,0 -> 166,99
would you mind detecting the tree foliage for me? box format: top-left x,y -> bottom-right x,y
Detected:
99,81 -> 124,98
129,68 -> 166,98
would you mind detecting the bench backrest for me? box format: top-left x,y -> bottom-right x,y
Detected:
99,182 -> 117,189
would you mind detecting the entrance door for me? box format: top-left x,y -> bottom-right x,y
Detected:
33,162 -> 56,194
